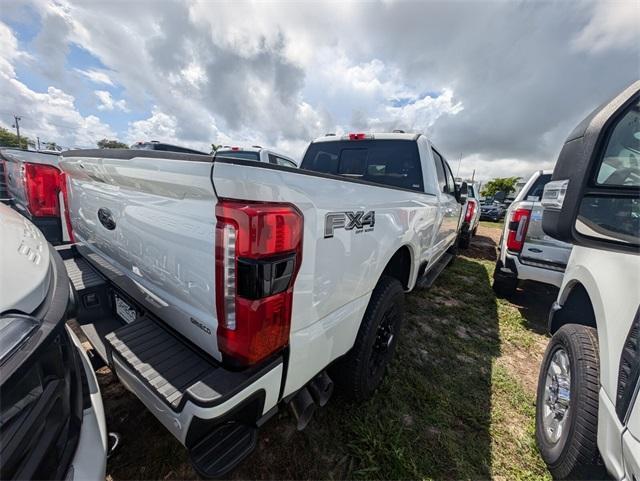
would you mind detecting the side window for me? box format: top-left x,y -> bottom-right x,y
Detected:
577,98 -> 640,244
279,158 -> 297,168
527,174 -> 552,201
443,161 -> 456,195
596,101 -> 640,187
432,149 -> 447,193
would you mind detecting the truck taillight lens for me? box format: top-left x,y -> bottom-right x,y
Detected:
24,163 -> 61,217
506,208 -> 531,253
215,200 -> 303,366
464,199 -> 476,223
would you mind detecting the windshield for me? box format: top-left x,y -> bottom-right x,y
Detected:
301,140 -> 424,191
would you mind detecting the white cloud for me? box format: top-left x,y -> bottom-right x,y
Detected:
75,68 -> 114,86
3,0 -> 639,177
95,90 -> 129,112
572,1 -> 640,53
0,21 -> 115,149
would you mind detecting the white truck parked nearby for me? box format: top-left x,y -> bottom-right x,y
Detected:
58,132 -> 465,477
493,170 -> 572,297
0,203 -> 108,480
535,81 -> 640,480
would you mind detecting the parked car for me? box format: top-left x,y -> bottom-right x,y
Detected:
458,182 -> 480,249
1,148 -> 72,245
479,202 -> 506,221
535,81 -> 639,480
217,145 -> 298,168
131,140 -> 208,155
492,170 -> 573,296
0,203 -> 108,480
57,131 -> 465,477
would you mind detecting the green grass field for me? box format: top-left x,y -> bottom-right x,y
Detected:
100,225 -> 554,480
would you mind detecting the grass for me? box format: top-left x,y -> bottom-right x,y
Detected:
480,219 -> 505,230
101,225 -> 554,480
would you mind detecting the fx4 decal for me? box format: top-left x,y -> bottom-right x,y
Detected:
325,211 -> 375,238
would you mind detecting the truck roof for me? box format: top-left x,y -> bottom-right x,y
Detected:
311,132 -> 421,143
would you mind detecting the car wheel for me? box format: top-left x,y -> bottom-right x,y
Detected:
459,232 -> 471,249
492,268 -> 518,297
535,324 -> 605,480
330,276 -> 405,402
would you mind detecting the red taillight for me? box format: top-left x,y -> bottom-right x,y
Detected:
506,208 -> 531,252
464,199 -> 477,223
348,133 -> 366,140
215,200 -> 303,366
24,163 -> 61,217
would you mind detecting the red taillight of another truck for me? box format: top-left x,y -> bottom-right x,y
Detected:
24,163 -> 61,217
215,200 -> 303,366
464,199 -> 477,223
506,208 -> 531,252
23,163 -> 74,242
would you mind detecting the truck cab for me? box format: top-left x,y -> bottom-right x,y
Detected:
535,81 -> 640,480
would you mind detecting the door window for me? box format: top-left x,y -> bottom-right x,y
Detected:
576,98 -> 640,244
432,149 -> 447,193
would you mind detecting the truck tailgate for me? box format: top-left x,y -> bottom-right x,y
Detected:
521,203 -> 572,270
60,152 -> 222,359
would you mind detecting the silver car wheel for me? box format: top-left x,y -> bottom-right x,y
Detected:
542,348 -> 572,444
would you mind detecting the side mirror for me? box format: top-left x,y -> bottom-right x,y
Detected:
456,181 -> 468,204
542,80 -> 640,252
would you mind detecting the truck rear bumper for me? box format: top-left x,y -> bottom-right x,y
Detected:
499,252 -> 564,288
61,249 -> 283,449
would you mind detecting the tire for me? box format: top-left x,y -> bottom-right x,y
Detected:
492,265 -> 518,297
535,324 -> 605,480
472,226 -> 478,236
458,232 -> 471,249
331,276 -> 405,402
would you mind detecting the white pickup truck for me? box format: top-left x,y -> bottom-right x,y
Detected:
59,132 -> 465,477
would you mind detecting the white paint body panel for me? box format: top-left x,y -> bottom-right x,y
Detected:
0,203 -> 51,313
557,246 -> 640,479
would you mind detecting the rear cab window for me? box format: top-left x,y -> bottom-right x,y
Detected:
301,140 -> 424,192
217,150 -> 261,162
526,174 -> 552,201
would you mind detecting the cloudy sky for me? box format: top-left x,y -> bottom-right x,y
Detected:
0,0 -> 638,181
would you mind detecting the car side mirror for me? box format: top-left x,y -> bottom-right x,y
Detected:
542,80 -> 640,252
456,181 -> 468,204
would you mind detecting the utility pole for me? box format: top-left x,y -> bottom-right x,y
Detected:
37,136 -> 41,151
12,115 -> 21,148
456,153 -> 462,177
471,169 -> 475,183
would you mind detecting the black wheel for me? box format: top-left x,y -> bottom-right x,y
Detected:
535,324 -> 605,480
492,264 -> 518,297
331,276 -> 405,401
458,231 -> 471,249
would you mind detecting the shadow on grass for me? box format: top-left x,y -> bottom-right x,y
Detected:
508,281 -> 558,336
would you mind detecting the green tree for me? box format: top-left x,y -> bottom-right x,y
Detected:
210,143 -> 221,154
97,138 -> 129,149
480,177 -> 520,198
0,127 -> 31,149
44,141 -> 60,151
